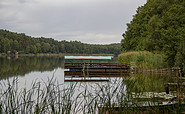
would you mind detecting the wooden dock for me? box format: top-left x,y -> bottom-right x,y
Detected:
64,79 -> 110,83
98,102 -> 185,114
64,63 -> 130,77
165,83 -> 185,87
64,71 -> 129,77
64,63 -> 130,70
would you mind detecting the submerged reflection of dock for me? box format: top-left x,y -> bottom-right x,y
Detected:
64,71 -> 129,77
64,71 -> 129,82
64,78 -> 111,83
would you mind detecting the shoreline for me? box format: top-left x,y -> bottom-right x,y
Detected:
0,53 -> 115,57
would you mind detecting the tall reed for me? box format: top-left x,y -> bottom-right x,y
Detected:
0,76 -> 184,113
118,51 -> 167,69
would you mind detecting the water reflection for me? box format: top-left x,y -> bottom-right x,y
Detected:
0,56 -> 64,80
126,73 -> 175,92
0,56 -> 176,87
0,56 -> 177,94
0,56 -> 182,111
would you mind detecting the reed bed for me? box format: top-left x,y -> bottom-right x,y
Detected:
118,51 -> 167,69
0,76 -> 184,114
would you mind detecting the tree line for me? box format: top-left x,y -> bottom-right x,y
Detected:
0,29 -> 121,55
121,0 -> 185,71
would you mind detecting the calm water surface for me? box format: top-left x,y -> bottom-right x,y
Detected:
0,56 -> 64,87
0,56 -> 121,89
0,56 -> 177,98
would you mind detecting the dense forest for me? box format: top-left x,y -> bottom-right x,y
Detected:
0,29 -> 121,55
121,0 -> 185,70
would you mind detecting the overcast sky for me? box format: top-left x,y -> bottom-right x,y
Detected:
0,0 -> 146,44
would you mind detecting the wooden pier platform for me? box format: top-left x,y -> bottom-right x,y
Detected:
64,63 -> 130,77
64,79 -> 110,83
64,71 -> 129,77
165,83 -> 185,87
98,102 -> 185,114
64,63 -> 130,70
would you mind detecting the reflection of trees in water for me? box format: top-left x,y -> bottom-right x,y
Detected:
125,74 -> 175,92
0,56 -> 64,80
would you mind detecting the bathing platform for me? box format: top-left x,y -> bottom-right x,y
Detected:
64,56 -> 130,82
64,63 -> 130,77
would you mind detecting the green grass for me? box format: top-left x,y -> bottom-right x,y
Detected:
118,51 -> 167,69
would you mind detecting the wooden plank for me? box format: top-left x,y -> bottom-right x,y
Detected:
64,71 -> 129,77
65,71 -> 129,75
165,83 -> 185,86
64,79 -> 110,82
64,63 -> 130,69
64,63 -> 130,66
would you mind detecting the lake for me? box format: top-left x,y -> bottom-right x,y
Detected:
0,56 -> 64,87
0,56 -> 177,93
0,56 -> 182,113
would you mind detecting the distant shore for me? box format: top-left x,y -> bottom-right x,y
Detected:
0,53 -> 115,57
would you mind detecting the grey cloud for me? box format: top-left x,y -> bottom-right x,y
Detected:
17,0 -> 28,3
16,0 -> 37,4
0,0 -> 146,44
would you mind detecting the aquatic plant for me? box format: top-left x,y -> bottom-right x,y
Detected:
0,76 -> 184,113
118,51 -> 167,69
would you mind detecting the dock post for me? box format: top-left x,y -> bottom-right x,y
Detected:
176,68 -> 180,102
